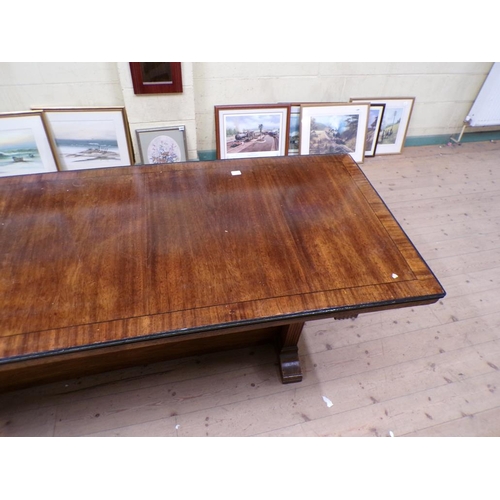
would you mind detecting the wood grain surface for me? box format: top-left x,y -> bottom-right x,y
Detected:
3,141 -> 499,438
0,154 -> 445,370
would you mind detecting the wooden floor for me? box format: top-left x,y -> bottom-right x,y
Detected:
2,140 -> 500,437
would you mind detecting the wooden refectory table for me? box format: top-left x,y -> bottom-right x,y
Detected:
0,154 -> 445,391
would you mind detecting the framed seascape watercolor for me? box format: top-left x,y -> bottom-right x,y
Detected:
350,97 -> 415,155
36,107 -> 134,171
299,103 -> 370,163
215,104 -> 290,160
0,111 -> 58,177
136,125 -> 188,164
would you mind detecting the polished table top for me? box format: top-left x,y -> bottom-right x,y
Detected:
0,154 -> 445,363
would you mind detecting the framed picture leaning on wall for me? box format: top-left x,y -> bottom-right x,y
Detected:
0,111 -> 58,177
34,106 -> 134,170
350,97 -> 415,155
287,104 -> 301,155
299,102 -> 370,163
362,103 -> 386,157
215,104 -> 290,160
278,102 -> 326,156
136,125 -> 188,164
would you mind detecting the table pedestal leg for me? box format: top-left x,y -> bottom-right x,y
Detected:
277,322 -> 305,384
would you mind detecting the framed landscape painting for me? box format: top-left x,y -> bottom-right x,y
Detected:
350,97 -> 415,155
288,104 -> 301,155
364,103 -> 385,156
215,104 -> 290,160
37,107 -> 134,170
279,102 -> 325,156
299,103 -> 370,163
0,111 -> 58,177
136,125 -> 188,164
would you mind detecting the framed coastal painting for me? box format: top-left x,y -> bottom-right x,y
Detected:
35,107 -> 134,170
136,125 -> 187,164
299,102 -> 370,163
215,104 -> 290,160
350,97 -> 415,155
0,111 -> 58,177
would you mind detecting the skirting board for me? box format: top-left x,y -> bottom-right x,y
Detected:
406,130 -> 500,147
197,130 -> 500,161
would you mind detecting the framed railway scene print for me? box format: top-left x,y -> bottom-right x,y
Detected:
215,104 -> 290,160
0,111 -> 58,177
37,107 -> 134,170
350,97 -> 415,155
299,102 -> 370,163
136,125 -> 188,164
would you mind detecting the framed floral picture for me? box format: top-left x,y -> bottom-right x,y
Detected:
350,97 -> 415,155
136,125 -> 188,164
36,107 -> 134,170
299,103 -> 370,163
0,111 -> 58,177
215,104 -> 290,160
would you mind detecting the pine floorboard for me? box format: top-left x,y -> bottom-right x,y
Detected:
1,141 -> 500,437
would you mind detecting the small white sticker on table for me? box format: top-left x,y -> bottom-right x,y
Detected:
231,170 -> 242,176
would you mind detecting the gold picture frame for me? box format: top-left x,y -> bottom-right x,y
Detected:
299,102 -> 370,163
350,97 -> 415,155
34,106 -> 134,170
0,111 -> 58,177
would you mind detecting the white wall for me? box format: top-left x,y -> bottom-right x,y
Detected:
0,62 -> 124,110
0,62 -> 198,162
116,62 -> 198,162
193,62 -> 494,153
0,62 -> 494,160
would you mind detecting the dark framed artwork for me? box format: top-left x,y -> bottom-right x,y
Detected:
288,104 -> 301,155
350,97 -> 415,155
129,63 -> 183,94
363,103 -> 386,157
215,104 -> 290,160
